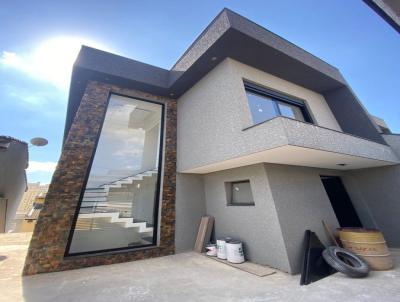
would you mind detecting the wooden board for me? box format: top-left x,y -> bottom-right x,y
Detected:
206,255 -> 276,277
0,198 -> 7,233
194,216 -> 214,253
322,220 -> 339,246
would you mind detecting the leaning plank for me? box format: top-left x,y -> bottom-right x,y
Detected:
322,220 -> 340,247
206,255 -> 276,277
194,216 -> 214,253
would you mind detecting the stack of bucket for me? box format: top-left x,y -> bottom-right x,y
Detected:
216,237 -> 245,264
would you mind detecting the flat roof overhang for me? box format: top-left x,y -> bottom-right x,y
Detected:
64,9 -> 346,140
180,145 -> 398,174
65,8 -> 385,145
178,117 -> 399,174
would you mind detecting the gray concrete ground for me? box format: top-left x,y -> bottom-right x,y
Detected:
1,233 -> 400,302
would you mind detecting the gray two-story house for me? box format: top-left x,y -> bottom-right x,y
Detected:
24,9 -> 400,275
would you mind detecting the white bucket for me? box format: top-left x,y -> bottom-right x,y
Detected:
216,239 -> 227,259
226,241 -> 245,263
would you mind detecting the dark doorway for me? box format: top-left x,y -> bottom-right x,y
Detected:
320,176 -> 362,228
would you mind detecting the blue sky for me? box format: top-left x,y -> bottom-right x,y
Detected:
1,0 -> 399,184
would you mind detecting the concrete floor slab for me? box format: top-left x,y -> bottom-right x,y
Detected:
1,233 -> 399,302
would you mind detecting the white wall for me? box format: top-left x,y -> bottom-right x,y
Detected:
141,123 -> 160,172
0,140 -> 28,232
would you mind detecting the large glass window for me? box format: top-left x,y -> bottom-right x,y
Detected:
67,94 -> 163,255
245,84 -> 312,125
247,92 -> 277,124
277,102 -> 305,122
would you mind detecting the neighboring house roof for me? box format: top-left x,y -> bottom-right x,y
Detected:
0,135 -> 28,151
0,135 -> 29,171
0,136 -> 28,145
65,8 -> 385,145
25,208 -> 41,220
17,183 -> 49,215
0,135 -> 28,167
25,202 -> 44,220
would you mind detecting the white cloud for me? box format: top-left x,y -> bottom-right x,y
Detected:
0,37 -> 112,90
4,85 -> 63,107
1,51 -> 22,67
27,161 -> 57,173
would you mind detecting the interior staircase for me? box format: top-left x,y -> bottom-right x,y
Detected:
76,170 -> 158,239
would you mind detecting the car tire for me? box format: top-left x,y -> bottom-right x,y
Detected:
322,246 -> 370,278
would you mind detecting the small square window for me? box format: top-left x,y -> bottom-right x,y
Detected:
226,180 -> 255,206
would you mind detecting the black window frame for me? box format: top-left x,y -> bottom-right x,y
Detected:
226,180 -> 255,206
64,92 -> 165,257
244,82 -> 313,125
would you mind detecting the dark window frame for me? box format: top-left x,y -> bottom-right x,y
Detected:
64,92 -> 165,257
226,180 -> 255,206
244,82 -> 313,124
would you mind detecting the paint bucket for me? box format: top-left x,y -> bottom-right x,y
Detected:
217,238 -> 228,259
226,240 -> 245,264
206,244 -> 217,256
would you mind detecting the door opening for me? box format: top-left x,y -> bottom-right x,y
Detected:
320,176 -> 362,228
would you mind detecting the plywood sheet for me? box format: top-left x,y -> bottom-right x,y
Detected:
206,255 -> 276,277
194,216 -> 214,253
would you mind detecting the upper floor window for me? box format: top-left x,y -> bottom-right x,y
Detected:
245,83 -> 313,125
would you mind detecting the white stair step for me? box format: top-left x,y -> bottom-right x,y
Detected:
78,212 -> 152,233
82,196 -> 108,202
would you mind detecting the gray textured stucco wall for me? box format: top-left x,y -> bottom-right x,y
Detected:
324,86 -> 386,145
177,58 -> 348,173
384,134 -> 400,158
175,173 -> 206,252
340,176 -> 378,229
177,58 -> 397,174
343,165 -> 400,247
177,161 -> 398,273
265,164 -> 341,274
341,134 -> 400,247
203,164 -> 291,273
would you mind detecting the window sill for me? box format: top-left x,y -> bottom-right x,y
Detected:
242,115 -> 314,131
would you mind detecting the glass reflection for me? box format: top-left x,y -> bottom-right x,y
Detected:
69,94 -> 163,254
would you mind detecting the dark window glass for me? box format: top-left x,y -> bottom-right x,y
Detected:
245,84 -> 311,125
277,102 -> 305,122
67,94 -> 163,255
226,180 -> 254,206
246,91 -> 277,124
